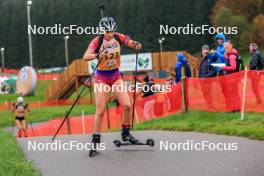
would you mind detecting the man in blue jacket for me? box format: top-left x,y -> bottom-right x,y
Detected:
214,33 -> 226,63
175,52 -> 192,83
210,33 -> 226,75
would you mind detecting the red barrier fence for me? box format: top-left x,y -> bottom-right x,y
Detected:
0,99 -> 92,111
15,70 -> 264,137
37,73 -> 59,80
23,83 -> 183,137
186,70 -> 264,113
1,68 -> 19,74
1,68 -> 59,80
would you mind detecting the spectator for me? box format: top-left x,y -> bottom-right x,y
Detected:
199,44 -> 217,78
217,42 -> 241,112
249,43 -> 264,70
175,52 -> 192,83
141,76 -> 155,97
221,42 -> 238,74
249,43 -> 263,104
199,44 -> 217,109
214,33 -> 226,63
209,33 -> 227,75
166,77 -> 176,86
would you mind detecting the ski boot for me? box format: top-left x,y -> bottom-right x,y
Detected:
121,125 -> 139,144
89,134 -> 100,157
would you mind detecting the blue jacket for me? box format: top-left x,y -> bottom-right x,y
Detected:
175,53 -> 192,83
214,33 -> 226,63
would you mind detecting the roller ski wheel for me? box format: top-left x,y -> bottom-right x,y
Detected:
113,140 -> 122,147
89,149 -> 97,157
146,139 -> 154,147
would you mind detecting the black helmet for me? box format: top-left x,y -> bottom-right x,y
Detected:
99,17 -> 117,32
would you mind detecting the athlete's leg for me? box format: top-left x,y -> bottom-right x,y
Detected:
16,120 -> 22,137
112,79 -> 139,144
21,119 -> 27,137
112,79 -> 131,124
94,82 -> 109,133
90,82 -> 109,154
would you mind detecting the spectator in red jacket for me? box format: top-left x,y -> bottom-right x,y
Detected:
221,42 -> 238,74
219,42 -> 241,112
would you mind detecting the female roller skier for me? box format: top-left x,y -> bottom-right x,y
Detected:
83,17 -> 142,155
11,96 -> 30,137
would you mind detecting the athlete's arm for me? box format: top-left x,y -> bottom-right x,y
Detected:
10,103 -> 15,113
116,33 -> 142,50
127,40 -> 142,50
83,48 -> 97,61
83,37 -> 109,61
10,107 -> 15,113
27,108 -> 31,113
24,104 -> 30,113
83,37 -> 100,61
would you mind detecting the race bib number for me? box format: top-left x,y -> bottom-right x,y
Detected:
105,59 -> 116,67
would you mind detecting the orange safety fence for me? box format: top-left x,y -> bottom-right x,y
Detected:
14,70 -> 264,137
1,67 -> 60,80
1,68 -> 19,74
242,70 -> 264,112
21,83 -> 183,137
185,70 -> 264,112
0,75 -> 169,111
0,99 -> 92,111
37,73 -> 60,80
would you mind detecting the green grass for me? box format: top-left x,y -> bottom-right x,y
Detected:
0,132 -> 40,176
0,81 -> 52,103
0,81 -> 50,175
135,110 -> 264,140
0,104 -> 97,176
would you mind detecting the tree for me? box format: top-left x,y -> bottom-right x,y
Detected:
251,14 -> 264,46
0,0 -> 215,68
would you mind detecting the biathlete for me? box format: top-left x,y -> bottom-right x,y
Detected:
83,17 -> 142,154
11,96 -> 30,137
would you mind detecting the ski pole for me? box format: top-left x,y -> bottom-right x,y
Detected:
28,112 -> 35,136
98,3 -> 105,18
52,50 -> 107,141
132,50 -> 139,130
10,112 -> 14,136
10,103 -> 15,136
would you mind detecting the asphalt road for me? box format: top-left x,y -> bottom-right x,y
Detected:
17,131 -> 264,176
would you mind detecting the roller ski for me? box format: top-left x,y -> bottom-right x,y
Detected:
113,125 -> 154,147
113,138 -> 154,147
89,134 -> 100,157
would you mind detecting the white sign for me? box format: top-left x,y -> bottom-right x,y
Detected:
88,52 -> 152,74
211,63 -> 226,67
